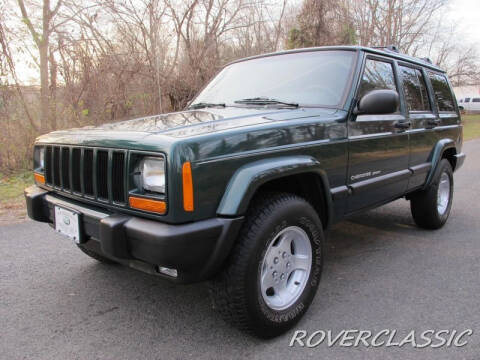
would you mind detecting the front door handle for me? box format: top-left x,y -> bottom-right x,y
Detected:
427,119 -> 441,127
394,121 -> 411,130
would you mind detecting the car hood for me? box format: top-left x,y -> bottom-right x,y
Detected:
35,107 -> 339,149
84,107 -> 336,135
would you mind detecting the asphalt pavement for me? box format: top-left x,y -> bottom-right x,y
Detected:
1,140 -> 480,360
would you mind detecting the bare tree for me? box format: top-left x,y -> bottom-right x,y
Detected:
287,0 -> 356,49
421,23 -> 480,86
0,19 -> 38,132
1,0 -> 479,173
345,0 -> 447,54
17,0 -> 63,131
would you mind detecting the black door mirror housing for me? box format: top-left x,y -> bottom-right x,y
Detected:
355,89 -> 399,115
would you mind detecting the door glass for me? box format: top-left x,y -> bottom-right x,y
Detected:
416,69 -> 431,111
358,59 -> 398,100
428,72 -> 455,112
400,66 -> 431,112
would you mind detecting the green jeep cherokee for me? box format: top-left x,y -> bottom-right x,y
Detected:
25,46 -> 465,338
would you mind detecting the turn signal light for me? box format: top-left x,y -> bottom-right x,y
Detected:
182,162 -> 194,212
129,196 -> 166,214
34,173 -> 45,184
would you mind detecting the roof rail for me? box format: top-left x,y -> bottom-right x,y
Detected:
372,46 -> 436,66
372,45 -> 399,53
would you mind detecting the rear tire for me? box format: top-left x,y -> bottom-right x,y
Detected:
410,159 -> 453,229
77,245 -> 117,264
209,192 -> 324,338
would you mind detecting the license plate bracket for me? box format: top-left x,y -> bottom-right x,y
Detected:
54,206 -> 82,244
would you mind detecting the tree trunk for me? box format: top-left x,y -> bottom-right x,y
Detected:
49,49 -> 57,129
39,41 -> 49,132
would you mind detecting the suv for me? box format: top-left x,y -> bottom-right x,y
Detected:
25,46 -> 465,338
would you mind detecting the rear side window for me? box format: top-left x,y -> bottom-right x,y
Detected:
400,66 -> 431,112
428,73 -> 455,112
358,59 -> 398,100
465,98 -> 471,103
473,98 -> 480,103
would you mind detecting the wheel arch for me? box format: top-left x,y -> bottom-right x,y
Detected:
425,138 -> 457,187
216,156 -> 333,229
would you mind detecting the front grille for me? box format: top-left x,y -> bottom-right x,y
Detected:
45,147 -> 52,184
44,146 -> 127,204
53,147 -> 60,187
72,148 -> 81,192
83,149 -> 94,196
112,152 -> 126,203
61,148 -> 70,190
96,150 -> 109,199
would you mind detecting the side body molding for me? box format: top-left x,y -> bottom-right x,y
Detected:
217,156 -> 333,225
424,138 -> 456,187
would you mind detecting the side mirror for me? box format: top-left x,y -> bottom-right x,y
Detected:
355,89 -> 399,115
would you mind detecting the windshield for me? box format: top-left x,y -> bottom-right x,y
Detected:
191,50 -> 355,108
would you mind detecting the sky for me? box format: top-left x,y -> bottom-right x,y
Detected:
10,0 -> 480,85
448,0 -> 480,95
446,0 -> 480,48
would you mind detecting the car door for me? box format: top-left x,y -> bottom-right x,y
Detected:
397,64 -> 437,190
347,56 -> 410,213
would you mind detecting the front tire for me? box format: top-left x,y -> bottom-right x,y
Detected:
209,192 -> 324,338
410,159 -> 454,229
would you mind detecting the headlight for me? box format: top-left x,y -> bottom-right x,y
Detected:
34,146 -> 45,172
138,157 -> 165,193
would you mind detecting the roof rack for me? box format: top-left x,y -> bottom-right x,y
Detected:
372,45 -> 399,53
372,45 -> 435,66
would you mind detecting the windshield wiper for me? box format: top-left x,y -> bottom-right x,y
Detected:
188,102 -> 226,110
234,97 -> 299,108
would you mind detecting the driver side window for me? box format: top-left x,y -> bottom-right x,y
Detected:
358,59 -> 398,103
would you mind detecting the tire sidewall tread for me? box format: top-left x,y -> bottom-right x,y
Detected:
209,192 -> 324,338
410,159 -> 454,229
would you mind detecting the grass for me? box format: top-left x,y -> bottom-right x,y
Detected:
462,114 -> 480,141
0,171 -> 33,205
0,171 -> 33,224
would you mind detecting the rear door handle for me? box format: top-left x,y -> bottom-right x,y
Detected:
394,121 -> 411,130
427,119 -> 441,126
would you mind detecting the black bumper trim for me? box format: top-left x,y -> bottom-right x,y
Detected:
454,152 -> 466,171
25,185 -> 244,283
25,185 -> 50,222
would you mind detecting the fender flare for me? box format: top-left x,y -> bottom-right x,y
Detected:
216,156 -> 333,227
424,138 -> 456,187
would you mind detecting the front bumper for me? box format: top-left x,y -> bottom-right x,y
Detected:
454,152 -> 466,171
25,185 -> 243,283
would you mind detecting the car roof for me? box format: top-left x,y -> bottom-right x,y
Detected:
228,45 -> 445,73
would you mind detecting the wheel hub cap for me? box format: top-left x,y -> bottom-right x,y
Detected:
437,172 -> 450,215
260,226 -> 312,311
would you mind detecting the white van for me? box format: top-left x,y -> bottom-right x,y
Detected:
459,96 -> 480,112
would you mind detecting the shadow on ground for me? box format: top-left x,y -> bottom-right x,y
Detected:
50,199 -> 423,350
